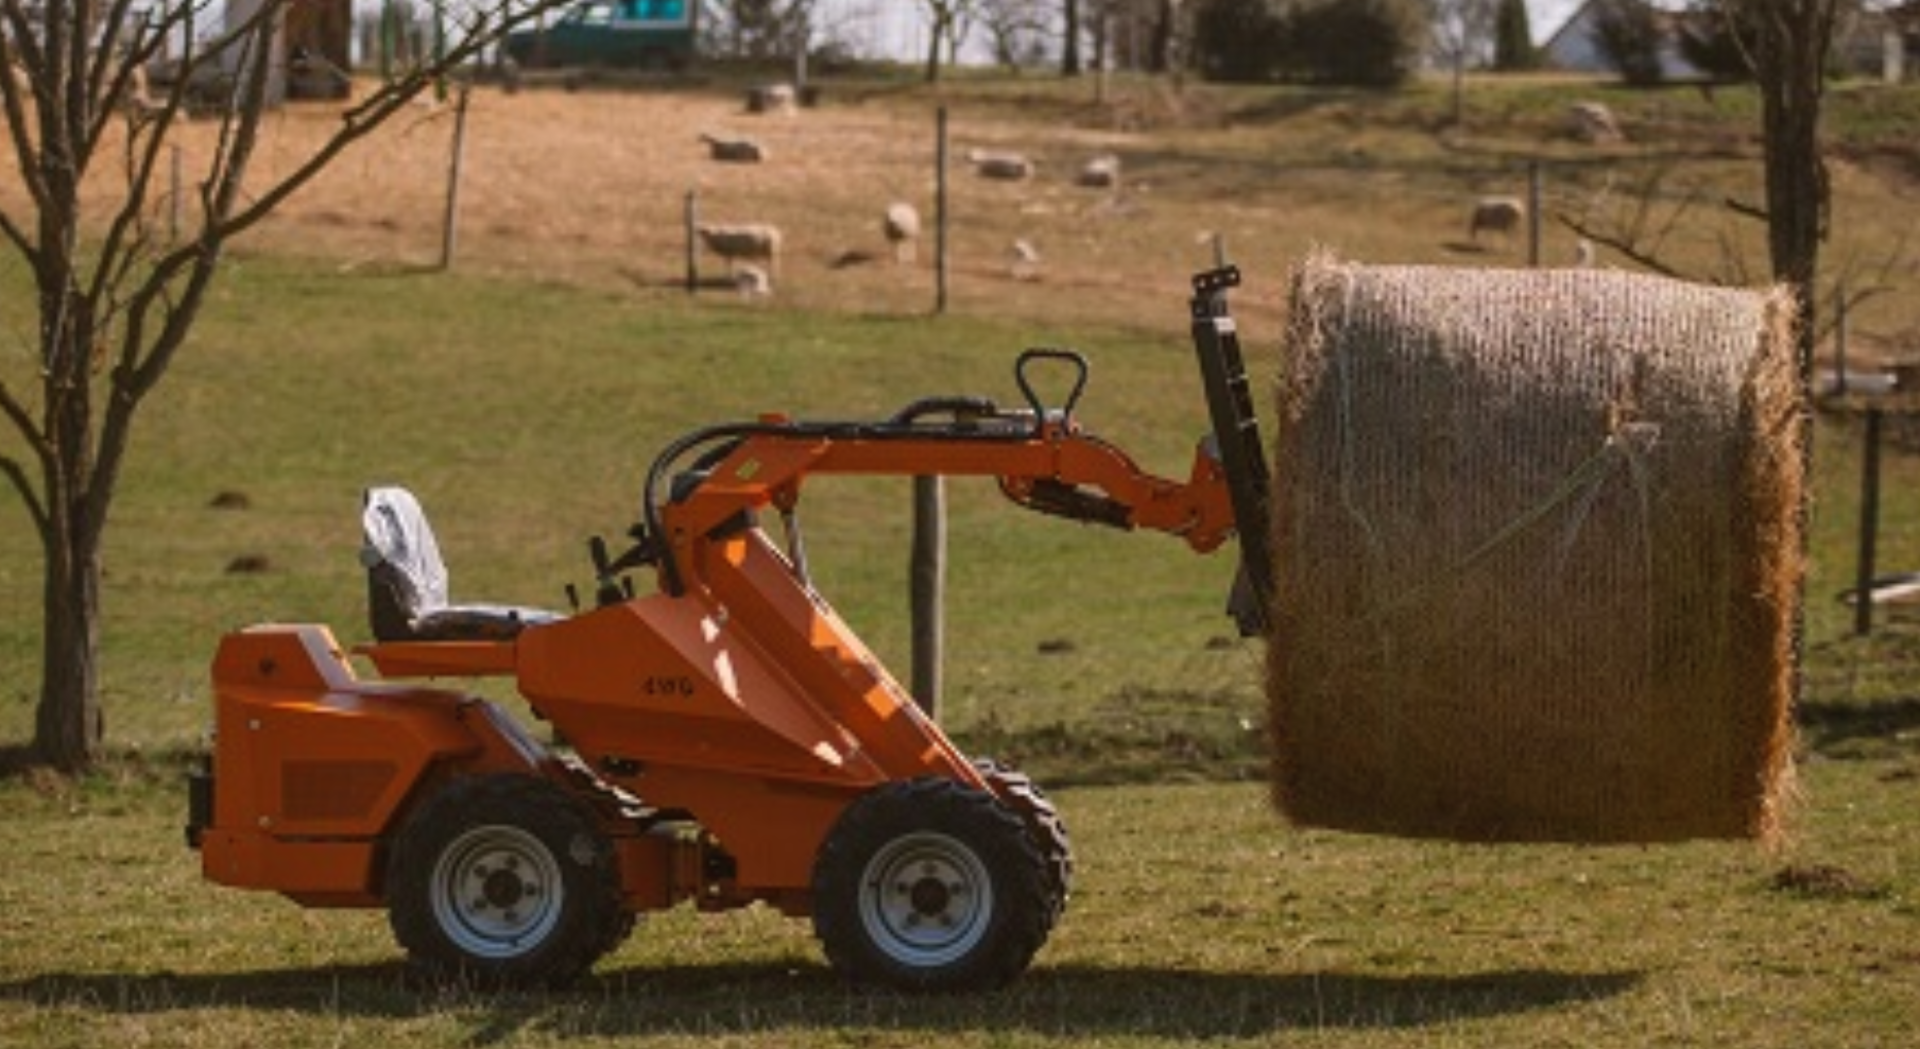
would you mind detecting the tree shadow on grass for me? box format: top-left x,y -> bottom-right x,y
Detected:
0,960 -> 1641,1040
1797,697 -> 1920,755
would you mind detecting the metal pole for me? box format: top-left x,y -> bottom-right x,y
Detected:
935,106 -> 949,315
1854,408 -> 1883,636
438,84 -> 470,271
910,476 -> 946,715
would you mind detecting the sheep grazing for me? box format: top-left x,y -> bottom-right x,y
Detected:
1468,196 -> 1526,244
746,83 -> 797,115
733,264 -> 772,298
883,202 -> 920,264
968,149 -> 1034,181
701,133 -> 767,163
1008,239 -> 1040,281
123,61 -> 158,116
1077,154 -> 1121,189
697,223 -> 783,275
1569,101 -> 1624,144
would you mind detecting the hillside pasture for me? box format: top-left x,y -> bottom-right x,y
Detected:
16,71 -> 1917,345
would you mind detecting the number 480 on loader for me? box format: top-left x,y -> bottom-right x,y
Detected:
186,269 -> 1273,992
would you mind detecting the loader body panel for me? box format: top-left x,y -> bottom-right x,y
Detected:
198,625 -> 547,900
516,528 -> 980,890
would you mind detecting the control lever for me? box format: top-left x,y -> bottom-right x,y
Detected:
589,535 -> 626,607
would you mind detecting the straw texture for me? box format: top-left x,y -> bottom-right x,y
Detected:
1266,254 -> 1803,844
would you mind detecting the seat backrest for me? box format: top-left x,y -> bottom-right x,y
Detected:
361,487 -> 449,639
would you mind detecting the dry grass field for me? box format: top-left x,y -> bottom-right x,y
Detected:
41,70 -> 1916,346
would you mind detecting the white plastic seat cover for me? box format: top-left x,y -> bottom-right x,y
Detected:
360,486 -> 559,640
361,486 -> 449,621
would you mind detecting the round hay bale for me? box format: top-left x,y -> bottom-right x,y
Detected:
1266,253 -> 1803,845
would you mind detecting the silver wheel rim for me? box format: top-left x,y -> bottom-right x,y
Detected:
857,830 -> 994,969
429,825 -> 564,960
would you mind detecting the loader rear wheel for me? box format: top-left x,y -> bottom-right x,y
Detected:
386,774 -> 626,989
811,778 -> 1050,992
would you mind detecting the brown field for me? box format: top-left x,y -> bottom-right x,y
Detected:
38,72 -> 1917,347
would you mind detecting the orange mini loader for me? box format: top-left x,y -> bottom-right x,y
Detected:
186,269 -> 1273,991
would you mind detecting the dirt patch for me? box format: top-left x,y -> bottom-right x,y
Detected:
1771,863 -> 1887,901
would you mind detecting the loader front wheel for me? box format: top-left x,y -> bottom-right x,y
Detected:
811,778 -> 1050,992
974,758 -> 1073,930
387,774 -> 625,989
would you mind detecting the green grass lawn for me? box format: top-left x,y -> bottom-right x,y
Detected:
1,758 -> 1914,1047
2,251 -> 1916,1049
5,72 -> 1920,1047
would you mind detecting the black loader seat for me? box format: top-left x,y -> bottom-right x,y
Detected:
360,486 -> 562,642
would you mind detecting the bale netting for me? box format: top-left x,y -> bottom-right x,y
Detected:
1266,254 -> 1803,845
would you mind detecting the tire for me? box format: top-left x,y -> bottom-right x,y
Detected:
973,758 -> 1074,929
811,778 -> 1051,992
386,774 -> 628,989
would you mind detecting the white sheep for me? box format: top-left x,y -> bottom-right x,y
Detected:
1569,101 -> 1624,144
968,149 -> 1033,181
1008,239 -> 1040,281
698,223 -> 783,275
883,202 -> 920,264
1468,196 -> 1525,244
747,83 -> 797,115
733,264 -> 772,298
1077,154 -> 1121,189
700,133 -> 767,163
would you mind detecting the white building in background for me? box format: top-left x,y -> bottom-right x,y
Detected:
1538,0 -> 1701,77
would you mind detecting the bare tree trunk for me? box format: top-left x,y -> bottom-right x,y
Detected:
1092,2 -> 1107,73
1748,0 -> 1836,374
1062,0 -> 1081,75
35,525 -> 103,768
1148,0 -> 1175,73
925,9 -> 949,81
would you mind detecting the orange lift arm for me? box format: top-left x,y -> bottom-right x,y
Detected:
628,350 -> 1233,602
606,267 -> 1272,639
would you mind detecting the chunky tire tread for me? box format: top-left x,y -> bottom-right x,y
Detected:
386,774 -> 625,990
974,758 -> 1074,929
811,777 -> 1051,992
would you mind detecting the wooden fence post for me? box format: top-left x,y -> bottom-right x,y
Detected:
935,106 -> 949,316
1855,407 -> 1884,636
1834,283 -> 1849,394
685,190 -> 699,294
438,83 -> 470,271
911,475 -> 946,715
168,143 -> 182,243
1527,160 -> 1542,268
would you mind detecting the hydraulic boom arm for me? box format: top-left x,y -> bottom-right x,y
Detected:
637,353 -> 1226,591
615,268 -> 1272,637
